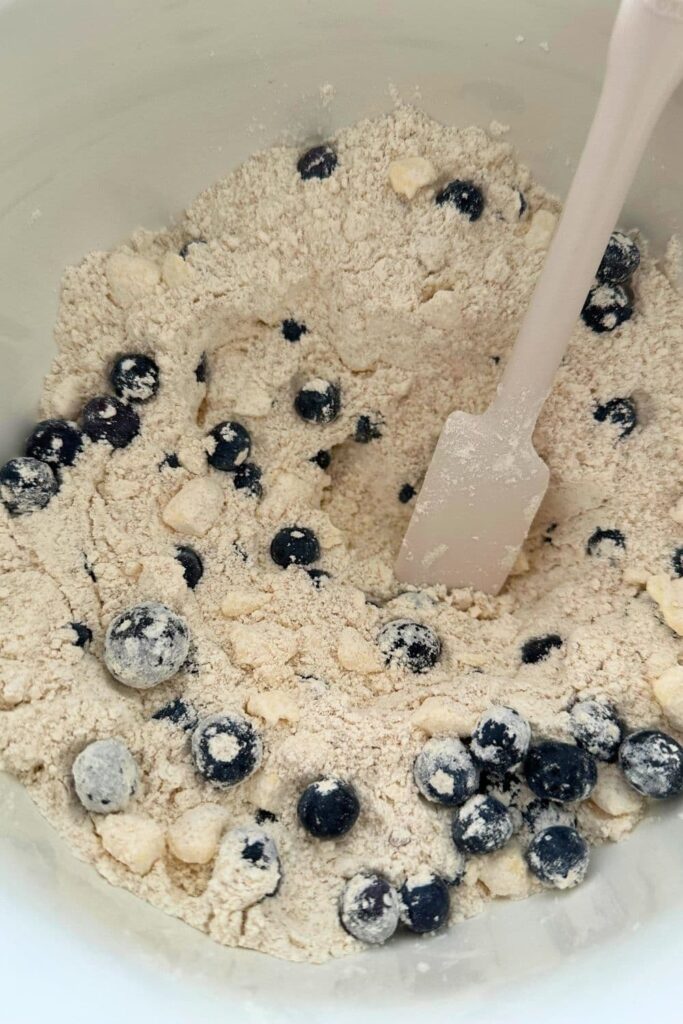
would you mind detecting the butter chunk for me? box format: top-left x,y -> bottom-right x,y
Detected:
410,696 -> 476,737
95,813 -> 165,875
161,251 -> 194,289
388,157 -> 437,200
336,627 -> 383,674
106,252 -> 160,308
162,477 -> 224,537
524,209 -> 557,250
591,763 -> 644,817
167,804 -> 229,864
646,574 -> 683,635
653,664 -> 683,731
477,843 -> 532,898
220,590 -> 269,618
229,621 -> 298,670
247,690 -> 300,726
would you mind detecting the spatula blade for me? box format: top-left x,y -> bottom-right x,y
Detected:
395,410 -> 550,595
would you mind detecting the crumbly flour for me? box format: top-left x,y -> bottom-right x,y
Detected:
1,105 -> 682,962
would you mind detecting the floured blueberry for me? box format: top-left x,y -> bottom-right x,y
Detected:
597,231 -> 640,285
221,825 -> 281,897
339,873 -> 399,945
191,712 -> 263,788
294,379 -> 341,424
195,352 -> 208,382
480,770 -> 525,831
0,457 -> 58,516
377,619 -> 441,673
526,825 -> 589,889
670,547 -> 683,578
569,698 -> 624,762
451,794 -> 513,854
175,545 -> 204,589
104,601 -> 190,689
255,809 -> 278,825
179,238 -> 206,259
586,528 -> 626,558
521,798 -> 576,836
151,698 -> 198,731
619,729 -> 683,798
110,353 -> 159,403
297,777 -> 360,838
72,738 -> 138,814
311,449 -> 331,469
159,452 -> 181,470
70,622 -> 93,648
281,319 -> 307,342
399,872 -> 450,934
593,397 -> 638,438
270,526 -> 320,567
524,740 -> 597,803
26,419 -> 83,468
521,634 -> 563,664
413,736 -> 479,806
207,421 -> 251,471
297,144 -> 338,180
398,483 -> 416,504
435,179 -> 484,221
233,461 -> 263,497
306,568 -> 331,588
581,284 -> 633,333
81,396 -> 140,448
470,705 -> 531,774
354,415 -> 382,443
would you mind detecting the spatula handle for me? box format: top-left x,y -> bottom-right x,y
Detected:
489,0 -> 683,437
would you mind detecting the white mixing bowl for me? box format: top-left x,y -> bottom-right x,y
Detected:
1,1 -> 682,1021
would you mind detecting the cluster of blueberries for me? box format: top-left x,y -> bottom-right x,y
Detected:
66,593 -> 683,947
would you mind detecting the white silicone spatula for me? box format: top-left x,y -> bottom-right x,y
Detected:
396,0 -> 683,595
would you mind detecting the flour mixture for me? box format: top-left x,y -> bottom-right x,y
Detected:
1,106 -> 682,962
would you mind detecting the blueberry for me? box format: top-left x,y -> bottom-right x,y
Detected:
306,568 -> 331,588
195,353 -> 208,383
399,873 -> 450,934
451,794 -> 514,854
297,144 -> 338,181
354,415 -> 382,444
517,191 -> 528,218
294,379 -> 341,424
72,738 -> 138,814
179,238 -> 206,259
480,771 -> 525,832
581,284 -> 633,333
81,396 -> 140,448
470,705 -> 531,774
233,461 -> 263,497
175,545 -> 204,589
524,740 -> 597,803
206,420 -> 251,471
398,483 -> 416,504
569,699 -> 624,762
70,622 -> 93,648
311,449 -> 331,470
270,526 -> 320,567
151,698 -> 198,731
297,777 -> 360,838
222,825 -> 281,897
670,547 -> 683,578
619,729 -> 683,798
0,457 -> 58,516
281,319 -> 308,342
377,619 -> 441,673
26,419 -> 83,468
255,808 -> 278,825
110,353 -> 160,403
586,528 -> 626,558
526,825 -> 590,889
104,601 -> 190,689
444,850 -> 467,887
520,634 -> 563,664
435,180 -> 485,221
83,554 -> 97,582
597,231 -> 640,285
593,397 -> 638,438
413,737 -> 480,806
159,452 -> 181,470
191,712 -> 263,788
521,798 -> 576,836
339,873 -> 400,945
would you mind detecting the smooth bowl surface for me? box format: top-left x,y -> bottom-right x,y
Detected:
1,1 -> 682,1021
